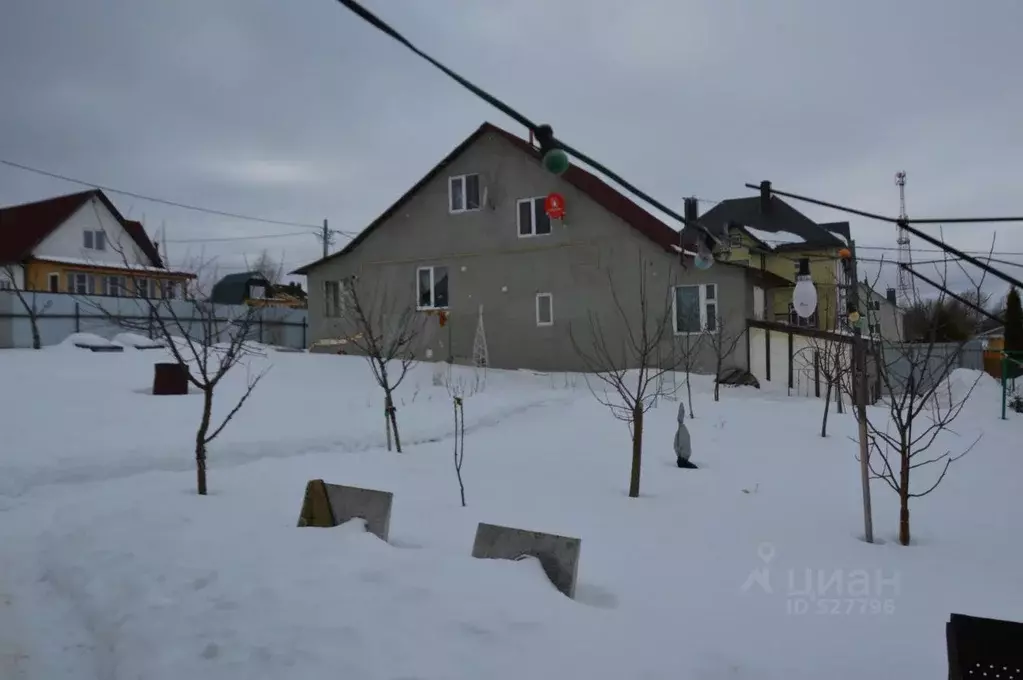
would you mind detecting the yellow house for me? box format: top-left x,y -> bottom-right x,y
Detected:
0,189 -> 195,297
696,182 -> 851,332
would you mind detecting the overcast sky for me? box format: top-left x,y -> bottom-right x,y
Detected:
2,0 -> 1021,305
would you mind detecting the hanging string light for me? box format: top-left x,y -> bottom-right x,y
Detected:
792,258 -> 818,318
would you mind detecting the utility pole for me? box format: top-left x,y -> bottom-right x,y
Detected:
321,218 -> 329,259
847,239 -> 874,544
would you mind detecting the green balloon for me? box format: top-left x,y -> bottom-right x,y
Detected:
542,148 -> 570,176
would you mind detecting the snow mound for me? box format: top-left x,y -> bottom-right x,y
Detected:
61,332 -> 117,349
944,368 -> 1002,411
114,332 -> 166,349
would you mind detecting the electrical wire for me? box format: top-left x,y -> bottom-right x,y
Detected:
0,158 -> 324,230
163,231 -> 318,244
331,0 -> 717,244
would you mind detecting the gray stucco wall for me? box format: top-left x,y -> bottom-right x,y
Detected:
305,130 -> 750,374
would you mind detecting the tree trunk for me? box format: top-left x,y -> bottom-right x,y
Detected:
195,388 -> 213,495
713,356 -> 721,402
386,391 -> 402,453
29,313 -> 42,350
685,372 -> 695,418
898,445 -> 911,546
628,406 -> 644,498
821,380 -> 833,437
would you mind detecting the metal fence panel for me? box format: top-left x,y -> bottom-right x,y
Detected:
877,339 -> 984,395
0,291 -> 308,350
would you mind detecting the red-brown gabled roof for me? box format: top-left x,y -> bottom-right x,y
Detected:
291,122 -> 682,275
0,189 -> 164,267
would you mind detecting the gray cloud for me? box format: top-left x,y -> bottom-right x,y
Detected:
2,0 -> 1021,301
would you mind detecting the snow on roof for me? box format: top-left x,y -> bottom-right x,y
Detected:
31,255 -> 194,277
742,226 -> 805,248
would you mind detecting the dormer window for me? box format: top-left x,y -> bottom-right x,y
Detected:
84,230 -> 106,251
449,174 -> 481,213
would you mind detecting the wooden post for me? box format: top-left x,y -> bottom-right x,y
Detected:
849,240 -> 874,544
765,329 -> 771,382
787,331 -> 794,390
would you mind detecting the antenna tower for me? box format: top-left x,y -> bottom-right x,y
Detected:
894,171 -> 915,307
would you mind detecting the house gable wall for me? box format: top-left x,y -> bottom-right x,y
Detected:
32,195 -> 151,267
306,130 -> 750,373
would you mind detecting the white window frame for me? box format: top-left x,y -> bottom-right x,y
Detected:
135,278 -> 150,298
48,272 -> 60,293
673,283 -> 718,335
416,266 -> 449,310
448,174 -> 481,214
163,280 -> 178,300
516,197 -> 552,238
323,279 -> 354,317
535,293 -> 553,326
104,275 -> 126,297
68,272 -> 94,295
324,280 -> 340,317
83,230 -> 106,251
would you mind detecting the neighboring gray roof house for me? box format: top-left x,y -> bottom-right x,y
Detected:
210,271 -> 272,305
293,122 -> 788,374
693,183 -> 849,253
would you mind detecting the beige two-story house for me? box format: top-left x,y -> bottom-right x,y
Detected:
293,122 -> 788,374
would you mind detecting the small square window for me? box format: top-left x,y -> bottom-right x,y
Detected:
83,231 -> 94,249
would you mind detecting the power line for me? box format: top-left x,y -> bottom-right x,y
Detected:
332,0 -> 719,247
164,230 -> 318,244
0,157 -> 323,230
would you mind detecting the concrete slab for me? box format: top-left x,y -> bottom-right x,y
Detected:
471,522 -> 581,598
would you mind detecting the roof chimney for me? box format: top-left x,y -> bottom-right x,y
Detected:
759,180 -> 772,214
683,197 -> 698,224
886,287 -> 897,304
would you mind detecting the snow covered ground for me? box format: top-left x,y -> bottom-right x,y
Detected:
1,338 -> 1021,679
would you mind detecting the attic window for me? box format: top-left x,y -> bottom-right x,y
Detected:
517,197 -> 551,237
449,174 -> 481,213
83,230 -> 106,251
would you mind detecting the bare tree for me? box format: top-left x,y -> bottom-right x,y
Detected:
814,338 -> 850,436
340,274 -> 424,453
804,288 -> 851,437
79,251 -> 268,495
446,370 -> 477,507
852,255 -> 985,545
676,330 -> 705,417
570,255 -> 682,498
707,312 -> 747,402
250,249 -> 285,285
0,264 -> 52,349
